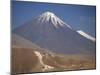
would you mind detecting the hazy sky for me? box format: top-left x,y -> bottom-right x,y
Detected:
12,1 -> 96,37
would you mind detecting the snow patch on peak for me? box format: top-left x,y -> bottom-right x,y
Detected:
37,11 -> 72,29
77,30 -> 95,42
39,11 -> 56,22
43,11 -> 55,17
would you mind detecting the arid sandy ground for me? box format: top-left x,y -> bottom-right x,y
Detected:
11,47 -> 96,74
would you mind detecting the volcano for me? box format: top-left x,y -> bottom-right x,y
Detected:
13,11 -> 96,55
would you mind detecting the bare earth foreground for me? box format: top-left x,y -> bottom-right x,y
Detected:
11,47 -> 96,74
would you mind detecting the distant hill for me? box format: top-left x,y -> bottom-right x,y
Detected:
12,33 -> 40,49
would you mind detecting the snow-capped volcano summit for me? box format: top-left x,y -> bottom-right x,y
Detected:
40,11 -> 55,18
14,11 -> 96,55
37,11 -> 71,28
